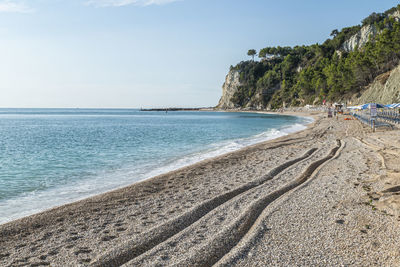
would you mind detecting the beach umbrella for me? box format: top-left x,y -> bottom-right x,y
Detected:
348,106 -> 361,110
359,103 -> 385,110
390,103 -> 400,108
385,103 -> 399,108
376,103 -> 385,108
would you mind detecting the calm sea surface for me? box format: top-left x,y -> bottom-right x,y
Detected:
0,109 -> 312,224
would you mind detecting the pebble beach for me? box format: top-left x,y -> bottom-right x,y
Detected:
2,111 -> 400,266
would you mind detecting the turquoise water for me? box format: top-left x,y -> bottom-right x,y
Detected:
0,109 -> 311,224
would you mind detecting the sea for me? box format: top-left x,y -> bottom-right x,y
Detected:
0,109 -> 312,224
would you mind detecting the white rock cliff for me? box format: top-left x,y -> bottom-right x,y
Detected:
341,24 -> 377,52
216,69 -> 241,109
341,11 -> 400,53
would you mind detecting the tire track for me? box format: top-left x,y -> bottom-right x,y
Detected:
90,148 -> 318,267
171,140 -> 342,267
216,139 -> 346,267
123,144 -> 330,266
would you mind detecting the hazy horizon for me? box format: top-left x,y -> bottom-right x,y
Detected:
1,0 -> 399,108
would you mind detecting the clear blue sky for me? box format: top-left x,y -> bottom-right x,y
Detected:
0,0 -> 398,108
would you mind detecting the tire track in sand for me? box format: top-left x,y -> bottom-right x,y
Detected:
216,139 -> 346,267
90,147 -> 319,267
171,140 -> 342,267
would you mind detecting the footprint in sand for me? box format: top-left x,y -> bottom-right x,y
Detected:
74,247 -> 92,256
101,235 -> 117,242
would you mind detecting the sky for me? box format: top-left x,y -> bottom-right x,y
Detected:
0,0 -> 399,108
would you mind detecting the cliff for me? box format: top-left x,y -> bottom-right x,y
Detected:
216,5 -> 400,110
341,24 -> 378,52
341,11 -> 400,53
216,67 -> 280,110
350,64 -> 400,105
216,69 -> 241,109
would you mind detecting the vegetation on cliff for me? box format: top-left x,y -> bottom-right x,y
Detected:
230,5 -> 400,109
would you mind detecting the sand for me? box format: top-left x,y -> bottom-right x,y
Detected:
1,111 -> 400,266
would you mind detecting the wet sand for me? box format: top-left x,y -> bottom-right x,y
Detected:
2,111 -> 400,266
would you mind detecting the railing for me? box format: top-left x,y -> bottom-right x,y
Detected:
352,112 -> 394,129
377,110 -> 400,124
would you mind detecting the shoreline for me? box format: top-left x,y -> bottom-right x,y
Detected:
0,111 -> 314,226
3,111 -> 400,266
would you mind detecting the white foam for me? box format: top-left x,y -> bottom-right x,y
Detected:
0,117 -> 312,225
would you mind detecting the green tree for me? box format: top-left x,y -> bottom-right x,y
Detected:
247,49 -> 257,61
258,48 -> 268,59
330,29 -> 339,37
362,12 -> 385,26
230,5 -> 400,109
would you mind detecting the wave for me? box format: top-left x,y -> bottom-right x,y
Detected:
0,117 -> 312,225
145,122 -> 310,178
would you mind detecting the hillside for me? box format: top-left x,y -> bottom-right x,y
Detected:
217,5 -> 400,109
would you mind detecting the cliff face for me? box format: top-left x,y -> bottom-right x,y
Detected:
216,6 -> 400,110
245,84 -> 280,110
216,68 -> 277,110
341,11 -> 400,53
350,64 -> 400,104
216,69 -> 240,109
341,24 -> 377,52
217,63 -> 400,110
393,10 -> 400,21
